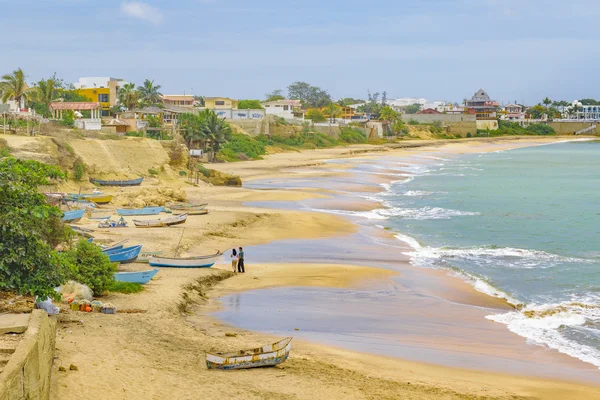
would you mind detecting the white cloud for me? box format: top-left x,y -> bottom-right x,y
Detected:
120,2 -> 163,24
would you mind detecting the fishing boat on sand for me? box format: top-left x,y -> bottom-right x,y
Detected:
68,193 -> 113,204
173,209 -> 208,216
114,269 -> 159,284
117,206 -> 164,216
137,251 -> 164,263
133,213 -> 188,228
148,250 -> 221,268
168,202 -> 208,211
105,245 -> 142,264
90,177 -> 143,187
100,240 -> 128,252
86,209 -> 115,220
206,337 -> 293,370
62,209 -> 85,223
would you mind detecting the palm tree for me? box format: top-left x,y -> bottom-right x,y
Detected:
379,105 -> 399,122
571,103 -> 581,119
542,97 -> 552,109
178,113 -> 206,148
118,83 -> 140,111
137,79 -> 163,106
199,110 -> 232,159
325,103 -> 342,123
0,68 -> 30,108
29,77 -> 57,117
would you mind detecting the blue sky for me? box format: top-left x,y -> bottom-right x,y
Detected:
2,0 -> 599,104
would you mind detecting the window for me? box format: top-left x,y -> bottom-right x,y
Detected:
215,101 -> 225,106
98,94 -> 109,103
283,105 -> 289,111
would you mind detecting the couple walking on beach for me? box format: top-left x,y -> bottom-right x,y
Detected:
230,247 -> 245,273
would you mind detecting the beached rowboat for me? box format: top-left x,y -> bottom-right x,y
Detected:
106,245 -> 142,264
68,194 -> 113,204
133,213 -> 188,228
117,206 -> 165,216
90,177 -> 143,187
62,209 -> 85,223
114,269 -> 159,284
86,209 -> 115,220
173,209 -> 208,216
168,202 -> 208,211
148,251 -> 221,268
137,251 -> 164,263
206,337 -> 292,370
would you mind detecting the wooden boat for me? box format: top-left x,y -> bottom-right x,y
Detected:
86,209 -> 115,220
137,251 -> 164,263
173,209 -> 208,216
106,245 -> 142,264
148,250 -> 221,268
90,177 -> 143,187
117,206 -> 164,216
114,269 -> 159,284
100,240 -> 128,252
133,213 -> 188,228
206,337 -> 293,370
68,194 -> 113,204
169,202 -> 208,211
62,209 -> 85,223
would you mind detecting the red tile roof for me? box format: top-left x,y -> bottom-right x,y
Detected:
50,102 -> 100,110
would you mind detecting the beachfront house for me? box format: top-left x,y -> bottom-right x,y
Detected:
261,99 -> 302,118
75,77 -> 130,116
204,97 -> 238,110
465,89 -> 499,119
502,104 -> 524,121
50,101 -> 102,130
161,95 -> 195,108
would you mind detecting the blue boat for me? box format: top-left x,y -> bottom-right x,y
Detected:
90,177 -> 143,187
62,209 -> 85,223
117,207 -> 164,216
114,269 -> 159,284
101,244 -> 126,254
106,245 -> 142,264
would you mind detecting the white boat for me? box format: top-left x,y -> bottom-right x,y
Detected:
206,337 -> 293,370
133,213 -> 188,228
148,251 -> 222,268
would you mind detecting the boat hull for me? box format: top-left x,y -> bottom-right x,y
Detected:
117,207 -> 164,216
137,251 -> 164,263
86,210 -> 115,219
106,245 -> 142,264
62,209 -> 85,223
114,269 -> 159,284
149,254 -> 220,268
133,214 -> 187,228
206,337 -> 292,370
90,177 -> 143,187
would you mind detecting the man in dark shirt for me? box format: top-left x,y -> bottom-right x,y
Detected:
237,247 -> 245,273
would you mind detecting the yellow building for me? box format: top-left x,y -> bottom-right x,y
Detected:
315,105 -> 357,120
74,77 -> 127,116
204,97 -> 238,109
76,87 -> 112,116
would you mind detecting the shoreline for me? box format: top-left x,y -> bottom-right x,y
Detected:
51,136 -> 600,399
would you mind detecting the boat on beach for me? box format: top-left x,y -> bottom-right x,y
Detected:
68,193 -> 113,204
86,209 -> 115,219
100,240 -> 128,252
114,269 -> 159,284
168,202 -> 208,211
173,209 -> 208,216
137,251 -> 164,263
206,337 -> 293,370
105,245 -> 142,264
117,206 -> 165,216
62,209 -> 85,223
90,177 -> 143,187
133,213 -> 188,228
148,250 -> 221,268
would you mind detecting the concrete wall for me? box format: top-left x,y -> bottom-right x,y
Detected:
476,120 -> 499,131
213,109 -> 265,120
405,114 -> 478,136
230,119 -> 265,136
549,121 -> 598,135
0,311 -> 56,400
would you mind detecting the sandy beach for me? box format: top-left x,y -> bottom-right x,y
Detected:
50,136 -> 600,399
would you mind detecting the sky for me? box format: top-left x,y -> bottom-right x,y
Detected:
1,0 -> 599,104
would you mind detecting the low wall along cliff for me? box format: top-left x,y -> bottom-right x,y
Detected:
0,310 -> 56,400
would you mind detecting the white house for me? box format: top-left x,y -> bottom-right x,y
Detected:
261,99 -> 302,118
563,101 -> 600,120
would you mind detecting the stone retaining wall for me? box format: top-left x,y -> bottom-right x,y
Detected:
0,311 -> 56,400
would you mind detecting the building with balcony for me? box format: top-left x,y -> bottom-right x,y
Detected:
261,99 -> 302,118
501,104 -> 524,121
465,89 -> 499,119
161,95 -> 194,108
74,77 -> 129,116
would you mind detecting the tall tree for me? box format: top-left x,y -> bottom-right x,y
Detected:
137,79 -> 162,106
379,105 -> 399,122
199,109 -> 232,159
0,68 -> 30,106
265,89 -> 285,102
325,103 -> 342,123
287,82 -> 331,108
29,76 -> 58,117
118,83 -> 140,110
178,113 -> 206,148
542,97 -> 552,108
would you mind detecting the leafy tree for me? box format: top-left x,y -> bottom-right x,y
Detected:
391,119 -> 406,134
0,68 -> 30,106
528,105 -> 545,119
179,113 -> 205,148
238,99 -> 263,109
0,158 -> 67,298
193,95 -> 205,107
579,98 -> 599,105
325,102 -> 342,123
379,105 -> 399,122
287,82 -> 331,108
29,75 -> 58,117
337,98 -> 363,106
199,109 -> 232,158
60,110 -> 75,127
265,90 -> 285,102
405,104 -> 422,114
59,240 -> 116,295
137,79 -> 162,106
118,83 -> 140,110
306,108 -> 327,123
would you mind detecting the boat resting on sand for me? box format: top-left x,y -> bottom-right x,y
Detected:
173,209 -> 208,216
133,213 -> 188,228
148,251 -> 221,268
137,251 -> 164,263
62,209 -> 85,223
86,209 -> 115,220
90,177 -> 143,187
105,245 -> 142,264
68,194 -> 113,204
206,337 -> 292,370
114,269 -> 159,284
168,202 -> 208,211
117,206 -> 164,216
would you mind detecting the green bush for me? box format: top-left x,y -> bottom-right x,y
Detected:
466,132 -> 472,138
179,170 -> 187,176
73,160 -> 85,181
148,168 -> 159,176
0,139 -> 9,157
60,110 -> 75,127
197,164 -> 211,178
408,119 -> 420,125
59,239 -> 117,295
218,133 -> 267,161
125,131 -> 144,137
339,128 -> 367,144
109,281 -> 144,294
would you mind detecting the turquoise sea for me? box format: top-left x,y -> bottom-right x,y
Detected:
368,140 -> 600,367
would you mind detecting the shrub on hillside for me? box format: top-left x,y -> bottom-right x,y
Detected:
73,160 -> 85,181
125,131 -> 144,137
218,133 -> 267,161
196,164 -> 211,178
59,240 -> 117,295
339,128 -> 367,144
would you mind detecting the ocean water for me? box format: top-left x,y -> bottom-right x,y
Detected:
362,140 -> 600,367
